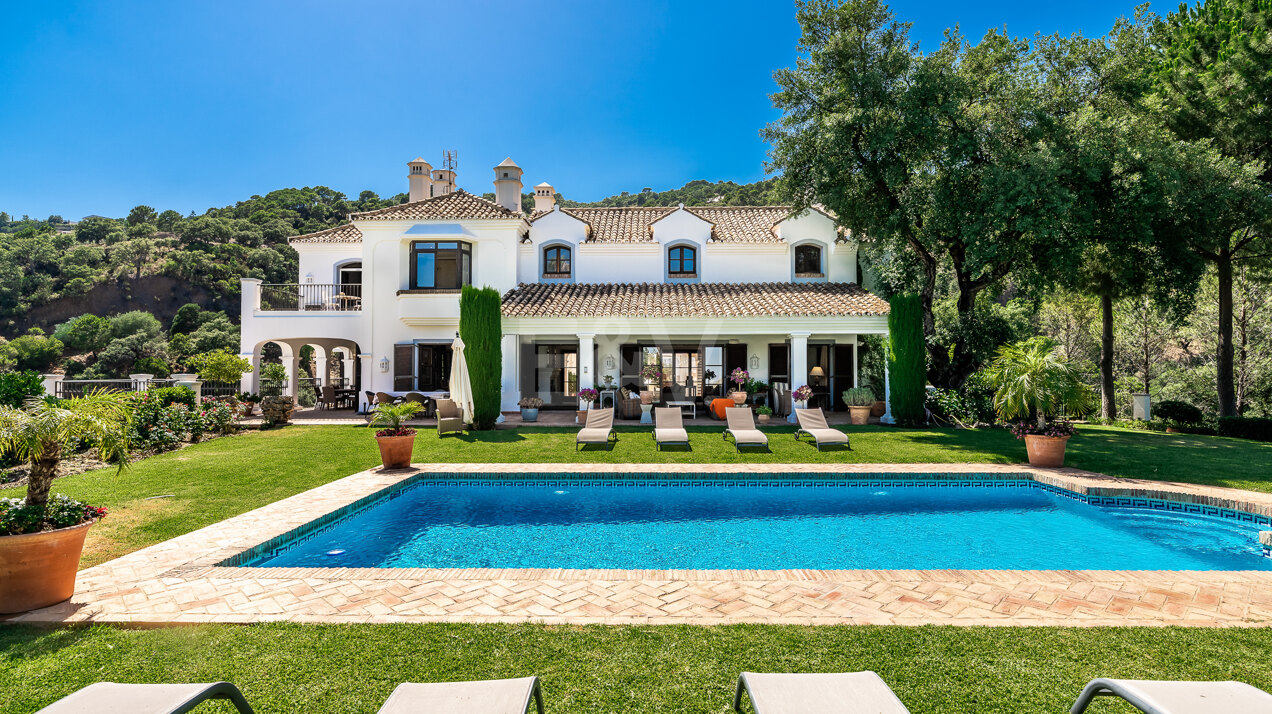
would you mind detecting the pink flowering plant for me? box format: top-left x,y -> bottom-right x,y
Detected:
729,367 -> 749,389
793,384 -> 814,403
577,388 -> 599,404
640,363 -> 663,383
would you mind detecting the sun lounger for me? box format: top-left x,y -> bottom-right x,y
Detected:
724,407 -> 769,452
795,408 -> 850,451
1069,677 -> 1272,714
653,406 -> 690,450
733,671 -> 910,714
576,407 -> 617,450
378,676 -> 544,714
37,682 -> 255,714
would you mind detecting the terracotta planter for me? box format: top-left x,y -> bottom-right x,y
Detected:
870,400 -> 886,417
375,432 -> 416,469
848,406 -> 872,425
1024,434 -> 1069,468
576,409 -> 588,424
757,413 -> 771,425
640,390 -> 655,405
0,520 -> 95,614
730,391 -> 748,406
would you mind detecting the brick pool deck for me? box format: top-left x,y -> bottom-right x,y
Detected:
8,463 -> 1272,627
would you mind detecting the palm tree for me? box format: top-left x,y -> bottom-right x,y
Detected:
987,337 -> 1093,429
368,401 -> 423,434
0,391 -> 131,508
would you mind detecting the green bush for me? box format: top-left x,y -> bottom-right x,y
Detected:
1217,416 -> 1272,442
145,385 -> 197,408
0,370 -> 44,408
886,294 -> 926,426
1154,399 -> 1203,425
459,285 -> 503,430
10,329 -> 64,372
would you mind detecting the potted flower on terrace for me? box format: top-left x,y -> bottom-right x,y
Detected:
0,391 -> 130,613
518,396 -> 543,422
576,388 -> 599,424
729,368 -> 750,406
368,401 -> 423,469
986,337 -> 1093,467
841,387 -> 876,425
792,384 -> 814,411
639,364 -> 662,404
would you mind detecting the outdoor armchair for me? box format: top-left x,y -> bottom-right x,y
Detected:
436,398 -> 465,436
377,676 -> 544,714
1069,677 -> 1272,714
576,407 -> 617,450
733,671 -> 910,714
724,407 -> 769,452
794,408 -> 850,451
374,391 -> 398,406
653,406 -> 689,450
37,681 -> 255,714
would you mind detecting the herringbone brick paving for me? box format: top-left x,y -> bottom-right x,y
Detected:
7,463 -> 1272,627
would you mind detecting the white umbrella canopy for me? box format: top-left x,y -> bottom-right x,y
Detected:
449,335 -> 474,423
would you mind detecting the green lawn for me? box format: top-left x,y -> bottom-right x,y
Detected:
24,423 -> 1272,568
3,623 -> 1272,713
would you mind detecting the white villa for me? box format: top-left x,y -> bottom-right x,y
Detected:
237,156 -> 891,420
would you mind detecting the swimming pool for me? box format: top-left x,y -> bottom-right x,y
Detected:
243,477 -> 1272,571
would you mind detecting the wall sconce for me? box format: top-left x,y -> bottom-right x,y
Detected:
304,273 -> 314,283
379,357 -> 390,373
604,354 -> 616,371
749,353 -> 760,369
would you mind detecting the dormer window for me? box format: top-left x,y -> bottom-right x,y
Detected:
668,245 -> 697,278
543,245 -> 571,278
795,244 -> 824,277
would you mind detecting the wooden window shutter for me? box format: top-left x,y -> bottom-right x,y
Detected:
393,344 -> 415,391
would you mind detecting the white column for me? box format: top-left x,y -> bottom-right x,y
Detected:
240,353 -> 257,395
313,357 -> 328,388
500,334 -> 519,416
577,332 -> 596,397
788,331 -> 810,423
881,358 -> 894,424
358,353 -> 375,412
41,373 -> 63,398
852,341 -> 860,388
342,356 -> 354,387
285,355 -> 300,404
240,278 -> 262,313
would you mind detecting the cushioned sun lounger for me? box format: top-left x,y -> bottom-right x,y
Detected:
1069,677 -> 1272,714
37,682 -> 255,714
654,406 -> 690,450
576,407 -> 616,450
378,676 -> 545,714
795,408 -> 850,451
724,407 -> 769,452
733,671 -> 910,714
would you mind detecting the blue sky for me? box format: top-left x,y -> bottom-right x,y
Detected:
2,0 -> 1145,220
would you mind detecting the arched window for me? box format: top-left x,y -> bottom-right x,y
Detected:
543,245 -> 571,277
795,244 -> 823,276
668,245 -> 697,277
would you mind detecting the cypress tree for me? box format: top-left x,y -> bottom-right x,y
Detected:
459,285 -> 503,430
887,294 -> 927,426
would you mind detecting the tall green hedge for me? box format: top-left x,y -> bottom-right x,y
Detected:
459,285 -> 503,430
887,294 -> 927,426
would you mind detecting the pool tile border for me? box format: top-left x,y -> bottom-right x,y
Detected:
8,462 -> 1272,627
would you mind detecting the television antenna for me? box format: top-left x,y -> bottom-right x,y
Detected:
441,150 -> 457,172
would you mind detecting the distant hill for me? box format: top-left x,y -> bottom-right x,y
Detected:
483,177 -> 785,213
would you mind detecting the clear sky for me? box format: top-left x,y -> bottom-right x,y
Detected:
2,0 -> 1146,221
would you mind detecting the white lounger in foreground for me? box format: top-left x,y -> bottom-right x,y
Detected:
1070,678 -> 1272,714
35,682 -> 255,714
734,671 -> 911,714
378,676 -> 544,714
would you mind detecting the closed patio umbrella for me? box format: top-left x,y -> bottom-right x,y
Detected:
449,335 -> 474,424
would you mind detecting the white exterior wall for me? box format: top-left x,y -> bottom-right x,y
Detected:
296,244 -> 363,285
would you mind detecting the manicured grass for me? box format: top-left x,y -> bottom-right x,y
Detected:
3,623 -> 1272,713
23,423 -> 1272,568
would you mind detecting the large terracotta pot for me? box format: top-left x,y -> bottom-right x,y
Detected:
375,432 -> 416,469
0,520 -> 95,614
1024,434 -> 1069,468
870,401 -> 886,417
848,406 -> 872,425
730,391 -> 748,406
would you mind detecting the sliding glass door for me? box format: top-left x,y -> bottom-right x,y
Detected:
534,345 -> 578,407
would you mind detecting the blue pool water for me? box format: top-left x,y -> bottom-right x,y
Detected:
247,480 -> 1272,571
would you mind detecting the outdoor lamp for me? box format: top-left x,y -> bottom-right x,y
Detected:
750,353 -> 760,369
379,357 -> 389,373
810,365 -> 825,385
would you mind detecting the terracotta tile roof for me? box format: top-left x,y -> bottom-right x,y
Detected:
289,223 -> 363,244
528,205 -> 850,243
501,282 -> 889,318
349,189 -> 521,221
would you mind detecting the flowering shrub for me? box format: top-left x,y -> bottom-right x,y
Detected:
640,364 -> 663,383
1009,420 -> 1077,439
1,495 -> 107,536
793,384 -> 814,403
577,388 -> 599,403
197,396 -> 239,437
128,392 -> 192,451
729,367 -> 749,389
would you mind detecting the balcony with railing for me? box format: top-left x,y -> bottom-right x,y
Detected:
258,283 -> 362,312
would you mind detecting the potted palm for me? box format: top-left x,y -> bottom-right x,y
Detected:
369,401 -> 423,469
518,396 -> 543,422
842,387 -> 875,425
0,392 -> 130,613
986,337 -> 1093,467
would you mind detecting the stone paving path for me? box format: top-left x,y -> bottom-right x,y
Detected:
8,463 -> 1272,627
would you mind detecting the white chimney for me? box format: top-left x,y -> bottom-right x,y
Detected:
408,157 -> 432,202
533,182 -> 555,213
493,157 -> 523,213
431,168 -> 455,197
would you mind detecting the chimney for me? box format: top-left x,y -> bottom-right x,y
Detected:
408,157 -> 433,202
533,182 -> 555,213
431,168 -> 455,197
493,157 -> 523,213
